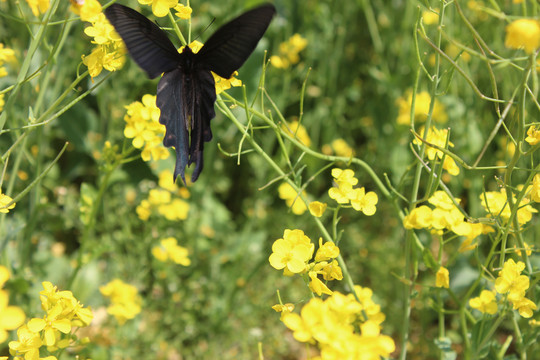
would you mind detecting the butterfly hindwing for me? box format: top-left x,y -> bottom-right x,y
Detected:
157,69 -> 190,182
105,4 -> 181,78
196,4 -> 276,79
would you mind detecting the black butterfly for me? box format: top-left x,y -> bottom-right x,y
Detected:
105,3 -> 276,183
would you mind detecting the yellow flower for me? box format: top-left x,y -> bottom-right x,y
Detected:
71,0 -> 102,22
328,168 -> 358,205
0,268 -> 26,344
330,138 -> 355,157
530,174 -> 540,202
320,260 -> 343,281
269,230 -> 314,274
213,71 -> 242,94
270,34 -> 307,69
174,3 -> 192,19
396,90 -> 447,125
282,120 -> 311,147
512,297 -> 537,318
278,182 -> 308,215
349,187 -> 378,215
481,189 -> 537,225
8,325 -> 42,359
436,266 -> 449,288
84,13 -> 120,44
315,238 -> 340,262
308,271 -> 333,296
308,201 -> 327,217
138,0 -> 178,17
414,126 -> 459,175
469,290 -> 498,315
403,205 -> 432,229
152,237 -> 191,266
100,279 -> 142,324
422,8 -> 439,25
495,259 -> 529,302
25,0 -> 50,16
0,191 -> 15,213
505,19 -> 540,54
525,125 -> 540,145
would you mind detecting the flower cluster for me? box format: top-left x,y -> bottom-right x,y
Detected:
78,0 -> 126,78
8,282 -> 93,359
269,229 -> 342,296
505,19 -> 540,54
403,190 -> 493,251
278,183 -> 308,215
100,279 -> 142,324
152,237 -> 191,266
136,169 -> 190,221
480,189 -> 537,226
0,266 -> 25,344
396,90 -> 448,125
270,34 -> 308,69
413,126 -> 460,176
328,168 -> 378,215
280,287 -> 395,359
124,94 -> 169,162
470,259 -> 538,318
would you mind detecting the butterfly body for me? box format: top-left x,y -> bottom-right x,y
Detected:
105,3 -> 275,183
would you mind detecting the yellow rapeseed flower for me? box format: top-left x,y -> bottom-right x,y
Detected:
469,290 -> 498,315
138,0 -> 178,17
505,19 -> 540,54
25,0 -> 49,16
308,201 -> 327,217
436,266 -> 450,288
174,3 -> 192,19
525,125 -> 540,145
396,90 -> 448,125
495,259 -> 529,303
278,182 -> 308,215
269,229 -> 314,274
100,279 -> 142,324
0,191 -> 15,213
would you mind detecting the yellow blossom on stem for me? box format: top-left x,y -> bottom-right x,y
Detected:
403,205 -> 432,229
530,174 -> 540,202
480,189 -> 537,225
71,0 -> 102,22
350,187 -> 378,215
414,126 -> 459,175
0,191 -> 15,213
282,120 -> 311,147
100,279 -> 142,324
469,290 -> 498,315
396,90 -> 447,125
308,271 -> 333,296
525,125 -> 540,145
270,34 -> 307,69
505,19 -> 540,54
8,325 -> 42,359
495,259 -> 529,302
330,138 -> 355,157
152,237 -> 191,266
315,238 -> 340,262
308,201 -> 327,217
436,266 -> 449,288
139,0 -> 178,17
213,71 -> 242,94
25,0 -> 50,16
512,297 -> 537,318
174,3 -> 192,19
278,182 -> 307,215
320,260 -> 343,281
269,229 -> 314,274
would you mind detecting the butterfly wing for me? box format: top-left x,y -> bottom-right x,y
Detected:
105,4 -> 181,78
157,64 -> 216,183
196,4 -> 276,78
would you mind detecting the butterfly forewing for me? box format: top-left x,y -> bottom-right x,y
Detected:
196,4 -> 276,79
105,4 -> 182,78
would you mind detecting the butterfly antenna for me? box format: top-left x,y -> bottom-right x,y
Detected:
193,18 -> 216,42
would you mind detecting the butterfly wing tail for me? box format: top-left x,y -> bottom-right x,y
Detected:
157,69 -> 190,183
